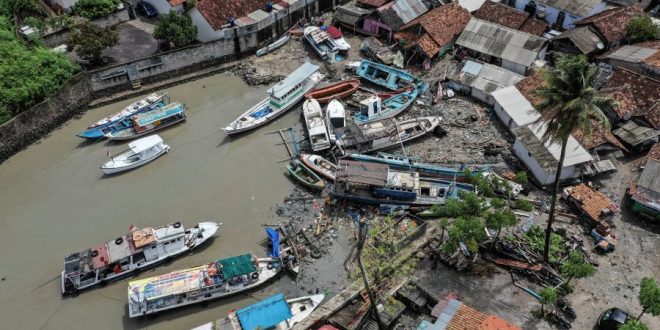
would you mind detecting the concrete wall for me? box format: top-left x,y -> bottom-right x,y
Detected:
513,137 -> 578,185
42,8 -> 131,47
501,60 -> 528,75
494,102 -> 518,130
144,0 -> 183,15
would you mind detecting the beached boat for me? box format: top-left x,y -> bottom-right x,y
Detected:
326,99 -> 346,143
325,26 -> 350,52
286,159 -> 325,190
223,62 -> 322,135
303,98 -> 331,151
304,26 -> 339,59
61,221 -> 220,296
337,117 -> 441,154
101,134 -> 169,175
349,152 -> 489,181
128,253 -> 281,317
356,60 -> 425,91
352,81 -> 427,124
191,293 -> 325,330
257,34 -> 290,57
304,79 -> 360,103
301,153 -> 338,181
332,159 -> 475,206
378,86 -> 413,100
104,103 -> 187,141
265,225 -> 300,274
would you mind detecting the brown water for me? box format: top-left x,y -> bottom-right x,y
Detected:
0,74 -> 305,329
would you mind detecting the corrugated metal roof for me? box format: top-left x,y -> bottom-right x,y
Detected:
552,26 -> 603,54
613,120 -> 660,147
393,0 -> 428,24
513,123 -> 592,170
455,61 -> 525,94
336,4 -> 373,25
456,18 -> 547,67
268,62 -> 319,99
607,45 -> 658,63
637,160 -> 660,196
492,86 -> 540,127
539,0 -> 604,17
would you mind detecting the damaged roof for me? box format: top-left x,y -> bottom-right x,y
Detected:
196,0 -> 264,30
336,160 -> 389,186
513,123 -> 593,170
335,4 -> 374,25
473,0 -> 530,30
566,184 -> 619,222
432,298 -> 521,330
629,143 -> 660,211
538,0 -> 605,17
358,0 -> 391,8
575,6 -> 645,44
613,120 -> 660,147
552,27 -> 604,54
519,18 -> 549,36
600,68 -> 660,129
392,0 -> 428,24
453,61 -> 525,94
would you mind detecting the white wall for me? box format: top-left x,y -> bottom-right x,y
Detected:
143,0 -> 183,15
501,60 -> 528,75
494,102 -> 518,130
189,8 -> 228,42
513,137 -> 578,185
471,88 -> 491,105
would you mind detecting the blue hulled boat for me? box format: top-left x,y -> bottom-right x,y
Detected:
104,103 -> 187,141
353,81 -> 428,124
355,60 -> 425,91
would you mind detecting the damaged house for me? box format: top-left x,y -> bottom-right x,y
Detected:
448,60 -> 525,106
362,0 -> 429,41
507,0 -> 611,29
473,0 -> 549,36
628,143 -> 660,220
574,5 -> 645,49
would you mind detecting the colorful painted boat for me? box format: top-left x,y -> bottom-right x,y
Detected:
353,80 -> 427,124
301,153 -> 338,180
304,26 -> 339,59
337,116 -> 441,154
304,79 -> 360,103
286,159 -> 325,190
378,86 -> 413,100
256,34 -> 290,57
104,102 -> 186,141
356,60 -> 426,91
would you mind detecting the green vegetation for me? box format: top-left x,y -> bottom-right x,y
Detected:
73,0 -> 120,19
637,277 -> 660,321
67,22 -> 118,63
443,216 -> 486,254
485,209 -> 516,239
154,11 -> 198,48
46,14 -> 75,31
515,199 -> 534,212
560,251 -> 595,291
538,287 -> 557,317
430,192 -> 485,218
0,0 -> 39,16
515,171 -> 528,186
620,319 -> 649,330
524,225 -> 566,263
534,54 -> 614,262
627,16 -> 659,44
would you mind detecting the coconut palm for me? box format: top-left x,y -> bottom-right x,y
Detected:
535,54 -> 615,262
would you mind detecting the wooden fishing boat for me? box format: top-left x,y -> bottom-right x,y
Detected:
326,99 -> 346,143
256,34 -> 290,57
224,62 -> 322,135
337,117 -> 442,154
128,253 -> 282,317
286,159 -> 325,190
305,79 -> 360,103
353,81 -> 428,124
356,60 -> 425,91
303,98 -> 331,151
104,102 -> 186,141
301,153 -> 338,181
378,86 -> 413,100
62,221 -> 220,296
100,135 -> 169,175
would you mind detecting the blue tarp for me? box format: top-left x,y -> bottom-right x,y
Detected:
265,227 -> 280,258
237,293 -> 292,330
250,106 -> 272,119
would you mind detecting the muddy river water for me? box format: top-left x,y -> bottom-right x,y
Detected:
0,74 -> 308,329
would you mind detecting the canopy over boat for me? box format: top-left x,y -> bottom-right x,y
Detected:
134,103 -> 185,127
129,135 -> 163,154
237,293 -> 292,330
325,26 -> 343,39
268,62 -> 320,99
218,254 -> 257,278
265,227 -> 280,258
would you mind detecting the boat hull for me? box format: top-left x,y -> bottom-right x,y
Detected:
287,160 -> 325,190
305,79 -> 360,103
101,144 -> 170,175
105,116 -> 186,141
300,154 -> 337,181
257,35 -> 290,57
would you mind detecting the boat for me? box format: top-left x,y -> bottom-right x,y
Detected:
378,86 -> 413,100
304,79 -> 360,104
128,253 -> 282,317
100,134 -> 170,175
326,99 -> 346,143
78,93 -> 167,139
301,153 -> 338,181
356,60 -> 426,91
256,34 -> 290,57
304,26 -> 340,59
336,117 -> 441,155
191,293 -> 325,330
61,221 -> 220,296
286,159 -> 325,190
223,62 -> 323,135
325,26 -> 350,52
332,159 -> 475,206
265,225 -> 300,275
352,81 -> 427,124
104,102 -> 187,141
348,152 -> 489,181
303,98 -> 331,151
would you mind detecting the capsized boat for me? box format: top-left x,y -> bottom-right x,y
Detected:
191,293 -> 325,330
325,25 -> 350,52
304,79 -> 360,104
304,26 -> 339,59
337,117 -> 441,155
223,62 -> 323,135
265,225 -> 300,274
101,134 -> 170,175
61,221 -> 220,296
356,60 -> 426,91
286,159 -> 325,190
301,153 -> 338,181
326,99 -> 346,143
303,98 -> 331,151
104,102 -> 187,141
257,34 -> 290,57
128,253 -> 281,317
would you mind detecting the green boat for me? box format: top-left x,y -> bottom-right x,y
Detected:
286,160 -> 325,190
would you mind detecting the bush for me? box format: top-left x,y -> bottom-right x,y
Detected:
67,22 -> 118,62
627,16 -> 659,44
515,171 -> 528,186
154,11 -> 197,48
515,199 -> 534,212
524,225 -> 566,263
74,0 -> 120,19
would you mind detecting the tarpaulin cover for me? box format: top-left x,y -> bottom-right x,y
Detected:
326,26 -> 343,39
218,254 -> 256,279
265,227 -> 280,258
237,293 -> 292,330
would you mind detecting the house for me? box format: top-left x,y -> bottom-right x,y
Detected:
448,60 -> 525,105
455,18 -> 548,75
144,0 -> 186,15
512,122 -> 593,185
574,6 -> 645,49
394,3 -> 471,61
551,27 -> 605,55
629,143 -> 660,220
508,0 -> 611,29
564,183 -> 620,226
603,41 -> 660,80
362,0 -> 429,41
423,296 -> 521,330
599,68 -> 660,130
334,3 -> 374,32
613,120 -> 660,150
357,0 -> 391,8
190,0 -> 266,42
473,0 -> 548,36
492,86 -> 540,129
457,0 -> 487,12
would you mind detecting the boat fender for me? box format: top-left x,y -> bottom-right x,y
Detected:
251,272 -> 259,280
91,250 -> 99,258
267,262 -> 274,270
115,237 -> 123,245
310,249 -> 322,259
173,222 -> 181,228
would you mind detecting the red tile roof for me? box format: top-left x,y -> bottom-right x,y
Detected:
601,68 -> 660,129
196,0 -> 264,30
575,6 -> 645,44
567,184 -> 620,222
647,142 -> 660,161
473,0 -> 529,30
357,0 -> 390,8
168,0 -> 186,5
435,298 -> 521,330
519,18 -> 548,36
515,70 -> 546,107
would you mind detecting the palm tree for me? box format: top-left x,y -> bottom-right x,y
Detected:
535,54 -> 615,262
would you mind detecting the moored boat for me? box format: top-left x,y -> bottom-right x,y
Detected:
326,99 -> 346,143
223,62 -> 322,135
337,116 -> 442,154
286,159 -> 325,190
101,134 -> 170,175
104,102 -> 187,141
301,153 -> 338,181
356,60 -> 424,91
128,253 -> 281,317
303,98 -> 331,151
256,34 -> 290,57
304,79 -> 360,103
61,221 -> 220,296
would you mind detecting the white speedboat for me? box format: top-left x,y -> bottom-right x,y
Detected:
101,134 -> 169,175
326,99 -> 346,143
301,153 -> 338,181
326,26 -> 350,52
61,221 -> 220,296
303,98 -> 331,151
304,26 -> 339,59
223,62 -> 323,135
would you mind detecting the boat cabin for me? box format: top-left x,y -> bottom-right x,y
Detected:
357,61 -> 415,90
131,103 -> 186,134
268,62 -> 320,109
359,96 -> 383,120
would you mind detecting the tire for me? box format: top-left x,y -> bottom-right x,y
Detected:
251,272 -> 259,280
267,262 -> 274,270
173,222 -> 181,228
115,237 -> 123,245
71,290 -> 79,298
91,250 -> 99,258
310,250 -> 322,259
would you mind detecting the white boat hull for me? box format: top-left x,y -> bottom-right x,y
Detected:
101,144 -> 169,174
303,99 -> 331,152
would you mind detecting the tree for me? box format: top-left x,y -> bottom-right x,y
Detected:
637,277 -> 660,321
438,218 -> 449,243
559,251 -> 595,288
490,197 -> 507,210
154,11 -> 198,48
534,54 -> 615,262
443,216 -> 486,254
67,22 -> 118,63
620,319 -> 650,330
485,209 -> 517,239
73,0 -> 120,19
515,171 -> 528,186
356,220 -> 385,329
538,287 -> 557,317
627,16 -> 659,44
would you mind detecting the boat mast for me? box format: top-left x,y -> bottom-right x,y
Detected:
392,118 -> 411,171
